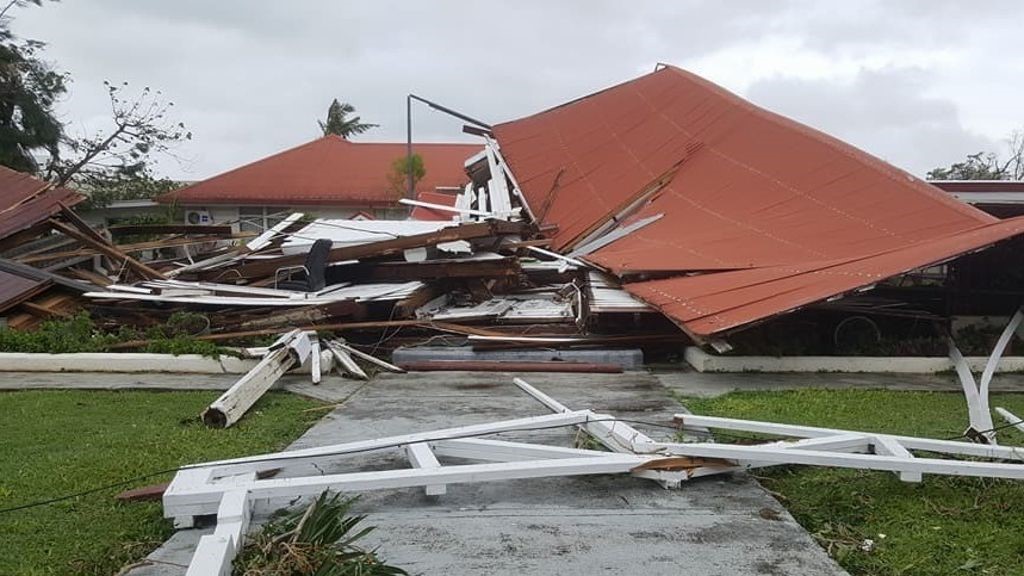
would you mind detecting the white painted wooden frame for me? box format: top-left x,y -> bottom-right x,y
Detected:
947,307 -> 1024,443
171,378 -> 1024,573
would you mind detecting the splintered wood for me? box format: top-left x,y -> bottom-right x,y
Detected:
202,330 -> 309,428
2,143 -> 675,373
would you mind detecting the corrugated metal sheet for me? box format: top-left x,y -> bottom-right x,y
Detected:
0,268 -> 48,313
159,136 -> 479,206
0,165 -> 83,240
493,66 -> 1024,338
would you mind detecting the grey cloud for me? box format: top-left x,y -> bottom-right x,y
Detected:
745,68 -> 998,176
8,1 -> 1023,180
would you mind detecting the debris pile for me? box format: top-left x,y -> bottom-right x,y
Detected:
0,141 -> 681,369
8,64 -> 1024,370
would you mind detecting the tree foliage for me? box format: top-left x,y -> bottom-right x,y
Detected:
927,130 -> 1024,181
48,82 -> 191,205
0,2 -> 190,206
319,98 -> 377,138
0,0 -> 66,173
387,153 -> 425,196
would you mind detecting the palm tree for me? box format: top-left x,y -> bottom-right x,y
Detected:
318,99 -> 378,139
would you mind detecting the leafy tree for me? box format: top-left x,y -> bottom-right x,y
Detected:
318,98 -> 377,138
0,0 -> 66,174
0,1 -> 190,207
46,81 -> 191,195
387,153 -> 425,196
927,130 -> 1024,180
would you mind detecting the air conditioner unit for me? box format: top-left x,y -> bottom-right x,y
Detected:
185,209 -> 212,225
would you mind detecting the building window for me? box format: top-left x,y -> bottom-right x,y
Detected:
239,206 -> 290,233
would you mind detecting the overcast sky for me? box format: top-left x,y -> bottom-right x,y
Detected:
12,0 -> 1024,180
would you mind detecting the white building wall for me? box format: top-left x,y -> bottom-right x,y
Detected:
180,204 -> 411,233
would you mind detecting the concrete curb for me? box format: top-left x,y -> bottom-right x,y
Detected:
685,346 -> 1024,374
0,352 -> 258,373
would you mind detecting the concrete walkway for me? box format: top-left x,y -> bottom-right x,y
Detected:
76,369 -> 844,576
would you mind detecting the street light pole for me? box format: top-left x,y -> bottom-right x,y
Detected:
405,93 -> 492,200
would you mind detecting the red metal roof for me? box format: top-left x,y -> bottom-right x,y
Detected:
159,136 -> 480,207
493,66 -> 1024,338
410,190 -> 458,221
0,165 -> 83,240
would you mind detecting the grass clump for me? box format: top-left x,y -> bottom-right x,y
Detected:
0,389 -> 322,576
235,491 -> 407,576
684,389 -> 1024,576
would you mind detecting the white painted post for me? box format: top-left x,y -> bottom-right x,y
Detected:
406,442 -> 446,495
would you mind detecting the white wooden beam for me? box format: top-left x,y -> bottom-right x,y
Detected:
995,407 -> 1024,435
185,489 -> 250,576
167,454 -> 652,517
309,333 -> 322,385
398,198 -> 496,218
948,337 -> 996,441
330,339 -> 405,373
568,214 -> 664,258
328,342 -> 368,380
432,438 -> 610,462
201,331 -> 306,428
673,414 -> 1024,461
179,411 -> 595,480
654,441 -> 1024,481
243,212 -> 304,253
872,435 -> 922,482
406,442 -> 446,495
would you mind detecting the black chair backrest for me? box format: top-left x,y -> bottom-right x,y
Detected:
305,238 -> 332,291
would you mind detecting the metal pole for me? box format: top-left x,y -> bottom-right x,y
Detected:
406,94 -> 414,200
408,93 -> 492,130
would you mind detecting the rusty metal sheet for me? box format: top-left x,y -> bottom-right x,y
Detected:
493,66 -> 1024,337
0,268 -> 48,313
0,166 -> 83,240
626,217 -> 1024,337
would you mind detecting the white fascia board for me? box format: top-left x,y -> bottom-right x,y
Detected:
182,411 -> 595,477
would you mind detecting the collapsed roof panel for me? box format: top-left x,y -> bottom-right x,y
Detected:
0,268 -> 48,313
0,165 -> 83,240
492,66 -> 1024,337
628,216 -> 1024,336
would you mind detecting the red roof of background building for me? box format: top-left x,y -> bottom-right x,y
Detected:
159,136 -> 479,207
493,66 -> 1024,338
410,190 -> 458,221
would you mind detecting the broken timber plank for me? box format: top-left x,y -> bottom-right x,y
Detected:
330,339 -> 405,373
222,220 -> 527,281
310,333 -> 322,385
116,482 -> 170,502
202,330 -> 309,428
344,256 -> 521,282
48,219 -> 166,280
328,341 -> 369,380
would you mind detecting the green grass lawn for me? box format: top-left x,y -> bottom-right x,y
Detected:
0,389 -> 322,576
684,389 -> 1024,576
